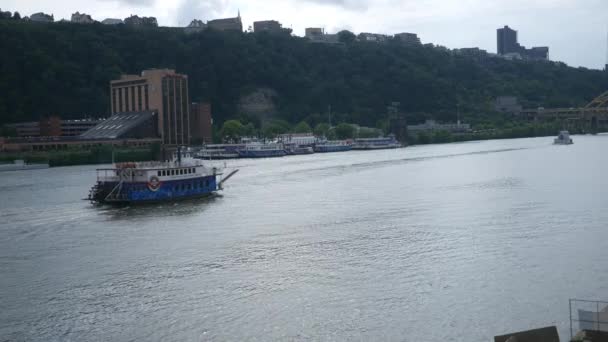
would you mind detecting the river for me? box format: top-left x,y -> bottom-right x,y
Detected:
1,136 -> 608,341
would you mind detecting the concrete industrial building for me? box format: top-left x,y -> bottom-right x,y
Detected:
110,69 -> 190,145
29,12 -> 54,22
190,102 -> 213,144
71,12 -> 94,23
394,32 -> 421,45
497,25 -> 549,60
207,13 -> 242,31
6,117 -> 102,138
253,20 -> 283,33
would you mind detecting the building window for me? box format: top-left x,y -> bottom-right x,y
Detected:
112,88 -> 117,113
138,85 -> 142,111
118,88 -> 123,112
124,87 -> 129,111
144,85 -> 149,110
131,86 -> 136,111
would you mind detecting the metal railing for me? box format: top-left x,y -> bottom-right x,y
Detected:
569,299 -> 608,339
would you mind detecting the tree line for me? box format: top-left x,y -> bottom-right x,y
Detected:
0,19 -> 607,132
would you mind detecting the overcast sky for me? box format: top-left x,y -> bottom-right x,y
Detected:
4,0 -> 608,69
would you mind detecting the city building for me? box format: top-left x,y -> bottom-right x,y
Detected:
454,47 -> 488,60
305,27 -> 323,39
5,117 -> 103,138
124,15 -> 157,27
407,120 -> 471,134
190,102 -> 213,144
207,13 -> 242,31
81,111 -> 158,140
71,12 -> 94,23
359,32 -> 389,42
304,28 -> 340,44
497,25 -> 518,55
185,19 -> 206,34
253,20 -> 282,33
29,12 -> 54,22
0,136 -> 160,153
102,18 -> 123,25
110,69 -> 190,145
394,32 -> 421,46
497,25 -> 549,61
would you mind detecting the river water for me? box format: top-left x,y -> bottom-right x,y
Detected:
1,136 -> 608,341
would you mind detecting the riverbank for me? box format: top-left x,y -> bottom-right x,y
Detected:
0,146 -> 158,167
408,122 -> 586,145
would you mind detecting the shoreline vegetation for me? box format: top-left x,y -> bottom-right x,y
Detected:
0,122 -> 589,167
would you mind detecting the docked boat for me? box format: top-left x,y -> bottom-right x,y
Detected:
0,159 -> 49,172
554,131 -> 573,145
87,153 -> 238,204
314,140 -> 352,153
196,144 -> 243,160
237,142 -> 286,158
352,135 -> 401,150
284,143 -> 314,155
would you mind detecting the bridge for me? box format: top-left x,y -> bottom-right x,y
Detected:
520,90 -> 608,132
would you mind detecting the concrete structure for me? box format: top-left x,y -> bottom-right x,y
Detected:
359,32 -> 389,42
185,19 -> 206,34
0,136 -> 160,153
190,102 -> 213,144
407,120 -> 471,133
102,18 -> 123,25
454,47 -> 488,60
124,15 -> 157,27
494,326 -> 559,342
497,25 -> 549,60
110,69 -> 190,145
305,27 -> 323,39
497,25 -> 518,55
5,117 -> 102,138
29,12 -> 54,22
81,111 -> 158,140
71,12 -> 94,24
494,96 -> 522,114
394,32 -> 421,45
253,20 -> 283,33
207,13 -> 242,31
304,28 -> 340,44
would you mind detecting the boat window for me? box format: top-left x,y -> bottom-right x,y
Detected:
157,171 -> 161,177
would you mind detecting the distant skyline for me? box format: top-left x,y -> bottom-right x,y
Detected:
4,0 -> 608,69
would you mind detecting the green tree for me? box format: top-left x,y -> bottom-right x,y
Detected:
221,120 -> 244,142
293,121 -> 312,133
337,30 -> 356,44
313,123 -> 331,137
335,123 -> 355,139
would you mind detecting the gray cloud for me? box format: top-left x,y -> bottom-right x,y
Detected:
299,0 -> 369,10
176,0 -> 229,25
100,0 -> 156,7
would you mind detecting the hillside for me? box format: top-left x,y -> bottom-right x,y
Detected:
0,19 -> 607,128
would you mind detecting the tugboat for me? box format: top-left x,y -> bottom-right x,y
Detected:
554,131 -> 573,145
88,149 -> 238,204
